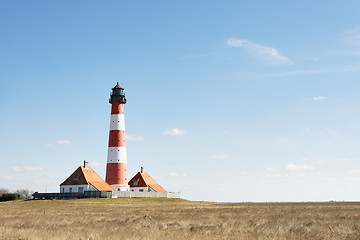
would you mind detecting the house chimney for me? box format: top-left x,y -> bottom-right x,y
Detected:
141,167 -> 144,173
84,160 -> 89,168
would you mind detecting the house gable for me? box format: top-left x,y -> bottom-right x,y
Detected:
128,171 -> 166,192
60,165 -> 113,192
60,167 -> 88,186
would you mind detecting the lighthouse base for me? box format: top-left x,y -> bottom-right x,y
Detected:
110,184 -> 130,191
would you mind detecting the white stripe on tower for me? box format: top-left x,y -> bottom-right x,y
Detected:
107,147 -> 127,163
105,82 -> 129,191
110,114 -> 125,131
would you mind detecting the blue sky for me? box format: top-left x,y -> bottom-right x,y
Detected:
1,1 -> 360,201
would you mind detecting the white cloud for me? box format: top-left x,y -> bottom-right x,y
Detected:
266,168 -> 275,171
46,139 -> 71,148
167,172 -> 188,178
343,28 -> 360,46
126,134 -> 145,141
90,162 -> 100,167
322,178 -> 334,182
312,96 -> 326,101
349,170 -> 360,175
302,128 -> 311,132
45,143 -> 54,148
337,158 -> 356,161
294,173 -> 305,177
56,140 -> 71,145
226,38 -> 293,65
212,154 -> 231,160
316,160 -> 327,164
285,164 -> 314,171
345,177 -> 360,181
338,51 -> 360,56
322,128 -> 338,143
168,172 -> 180,177
265,65 -> 360,77
277,138 -> 294,147
162,128 -> 185,136
0,176 -> 13,180
12,166 -> 44,173
265,174 -> 281,178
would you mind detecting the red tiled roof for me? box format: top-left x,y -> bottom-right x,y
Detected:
114,82 -> 122,89
128,171 -> 166,192
60,166 -> 113,191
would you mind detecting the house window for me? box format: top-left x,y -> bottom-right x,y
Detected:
139,189 -> 144,192
73,178 -> 78,181
133,181 -> 138,186
69,188 -> 72,193
131,189 -> 134,192
79,187 -> 84,193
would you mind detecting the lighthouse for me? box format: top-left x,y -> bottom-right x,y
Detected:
105,83 -> 129,191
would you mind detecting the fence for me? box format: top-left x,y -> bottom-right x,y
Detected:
113,191 -> 180,198
32,191 -> 112,199
32,191 -> 180,199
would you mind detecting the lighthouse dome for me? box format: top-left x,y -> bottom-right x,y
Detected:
110,82 -> 126,103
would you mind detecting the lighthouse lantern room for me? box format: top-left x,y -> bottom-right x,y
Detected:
105,83 -> 129,191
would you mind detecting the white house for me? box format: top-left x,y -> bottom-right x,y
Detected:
128,167 -> 166,193
60,160 -> 113,193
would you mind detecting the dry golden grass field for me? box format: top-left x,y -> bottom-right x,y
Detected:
0,198 -> 360,240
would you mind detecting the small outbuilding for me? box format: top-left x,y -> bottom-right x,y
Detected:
128,167 -> 166,193
60,160 -> 113,193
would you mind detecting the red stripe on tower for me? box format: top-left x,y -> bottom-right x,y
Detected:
105,83 -> 129,191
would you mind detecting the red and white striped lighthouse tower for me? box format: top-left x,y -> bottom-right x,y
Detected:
105,83 -> 129,191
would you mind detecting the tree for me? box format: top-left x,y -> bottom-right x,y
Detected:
15,189 -> 33,199
0,188 -> 9,196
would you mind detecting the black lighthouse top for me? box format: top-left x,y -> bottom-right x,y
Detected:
109,82 -> 126,103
